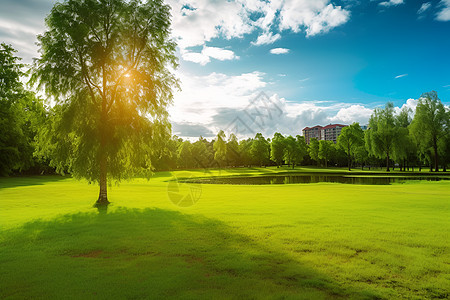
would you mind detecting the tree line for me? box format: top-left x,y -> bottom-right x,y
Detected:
153,92 -> 450,173
2,42 -> 449,179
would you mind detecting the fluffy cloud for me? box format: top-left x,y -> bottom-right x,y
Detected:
252,31 -> 281,45
168,0 -> 350,63
169,69 -> 426,139
166,0 -> 253,50
279,0 -> 351,37
270,48 -> 290,54
182,46 -> 239,65
330,105 -> 373,124
436,0 -> 450,21
379,0 -> 404,7
1,0 -> 351,66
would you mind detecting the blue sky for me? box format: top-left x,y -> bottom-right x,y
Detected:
1,0 -> 450,139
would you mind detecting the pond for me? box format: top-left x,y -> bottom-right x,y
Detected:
181,174 -> 450,185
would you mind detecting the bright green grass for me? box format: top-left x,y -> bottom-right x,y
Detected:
0,167 -> 449,299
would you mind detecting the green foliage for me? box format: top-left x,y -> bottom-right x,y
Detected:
296,135 -> 308,165
213,130 -> 227,167
338,123 -> 364,170
409,91 -> 449,171
193,137 -> 213,168
308,138 -> 320,164
177,141 -> 192,169
226,134 -> 240,167
238,138 -> 253,166
31,0 -> 178,186
318,140 -> 334,168
0,43 -> 47,175
251,133 -> 270,166
270,132 -> 285,167
365,103 -> 399,171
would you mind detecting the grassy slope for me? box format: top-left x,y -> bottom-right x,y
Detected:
0,167 -> 449,299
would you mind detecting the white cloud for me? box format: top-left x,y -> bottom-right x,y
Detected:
436,0 -> 450,21
181,51 -> 211,65
395,98 -> 418,115
379,0 -> 404,7
252,31 -> 281,45
168,0 -> 351,64
167,0 -> 253,50
181,46 -> 239,65
279,0 -> 350,37
270,48 -> 290,54
418,2 -> 432,14
169,69 -> 425,139
395,74 -> 408,79
331,105 -> 373,124
169,70 -> 268,127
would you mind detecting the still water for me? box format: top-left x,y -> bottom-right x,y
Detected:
182,175 -> 449,185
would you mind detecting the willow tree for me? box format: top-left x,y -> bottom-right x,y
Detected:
337,123 -> 364,171
31,0 -> 178,207
365,103 -> 399,172
410,91 -> 448,172
270,132 -> 285,167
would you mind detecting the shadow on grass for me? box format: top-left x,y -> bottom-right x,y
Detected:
0,175 -> 70,189
0,208 -> 381,299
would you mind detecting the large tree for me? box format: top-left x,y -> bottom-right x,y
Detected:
365,103 -> 399,172
270,132 -> 285,167
251,133 -> 270,166
318,140 -> 334,168
213,130 -> 227,167
409,91 -> 448,172
31,0 -> 178,206
308,138 -> 320,165
337,123 -> 364,171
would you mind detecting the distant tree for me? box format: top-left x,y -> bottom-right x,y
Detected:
270,132 -> 285,167
338,123 -> 364,171
192,138 -> 211,169
238,138 -> 253,166
177,141 -> 192,169
31,0 -> 178,207
296,135 -> 308,166
392,107 -> 413,171
365,103 -> 399,172
251,133 -> 270,166
153,136 -> 178,171
318,140 -> 334,168
283,136 -> 297,168
354,145 -> 369,170
213,130 -> 227,167
308,138 -> 320,165
226,133 -> 240,167
409,91 -> 449,172
0,43 -> 46,175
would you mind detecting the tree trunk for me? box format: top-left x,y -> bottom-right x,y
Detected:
97,156 -> 109,204
386,153 -> 390,172
95,91 -> 110,208
433,138 -> 439,172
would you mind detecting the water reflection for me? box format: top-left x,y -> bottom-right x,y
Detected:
183,175 -> 449,185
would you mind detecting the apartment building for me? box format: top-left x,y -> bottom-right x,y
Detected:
302,124 -> 347,144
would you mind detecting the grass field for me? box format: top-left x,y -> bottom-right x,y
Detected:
0,167 -> 449,299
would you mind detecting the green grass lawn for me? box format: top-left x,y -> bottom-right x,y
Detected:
1,167 -> 449,299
